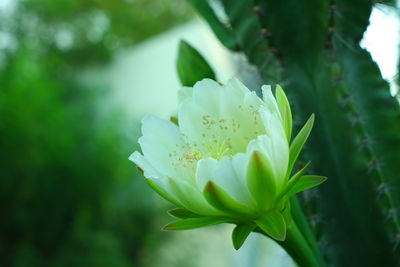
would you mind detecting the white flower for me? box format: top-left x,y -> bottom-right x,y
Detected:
130,78 -> 325,246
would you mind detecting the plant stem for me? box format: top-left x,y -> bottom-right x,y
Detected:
290,197 -> 326,267
256,217 -> 323,267
277,220 -> 320,267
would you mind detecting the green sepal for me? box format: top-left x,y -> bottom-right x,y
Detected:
247,151 -> 276,210
232,223 -> 256,250
167,178 -> 212,215
288,114 -> 314,177
275,85 -> 292,141
176,40 -> 216,87
203,181 -> 255,215
162,217 -> 232,231
255,210 -> 286,241
281,201 -> 293,226
167,208 -> 201,219
145,178 -> 181,206
278,162 -> 310,200
286,175 -> 327,196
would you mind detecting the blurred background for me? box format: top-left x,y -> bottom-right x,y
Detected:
0,0 -> 398,266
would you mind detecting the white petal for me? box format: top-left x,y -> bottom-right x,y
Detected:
224,77 -> 251,97
130,151 -> 181,205
178,78 -> 268,155
259,106 -> 286,139
138,116 -> 194,182
196,154 -> 256,207
178,86 -> 193,104
129,151 -> 164,180
195,157 -> 219,191
261,85 -> 281,117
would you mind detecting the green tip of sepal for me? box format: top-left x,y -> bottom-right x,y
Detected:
145,178 -> 181,206
288,113 -> 315,176
232,223 -> 256,250
176,40 -> 216,87
255,210 -> 286,241
162,217 -> 232,231
170,116 -> 179,126
167,208 -> 201,219
203,181 -> 254,215
136,166 -> 144,175
286,175 -> 328,196
275,85 -> 292,141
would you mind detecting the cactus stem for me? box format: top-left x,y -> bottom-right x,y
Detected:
308,214 -> 322,228
350,113 -> 363,126
260,28 -> 271,38
393,233 -> 400,251
339,95 -> 351,107
301,188 -> 319,202
367,157 -> 383,173
336,70 -> 400,255
375,183 -> 390,197
358,137 -> 374,150
252,5 -> 265,16
386,208 -> 398,221
329,6 -> 336,18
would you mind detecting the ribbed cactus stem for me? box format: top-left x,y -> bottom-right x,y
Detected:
188,0 -> 400,265
332,59 -> 400,255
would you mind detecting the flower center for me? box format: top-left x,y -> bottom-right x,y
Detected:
171,107 -> 267,170
172,136 -> 232,169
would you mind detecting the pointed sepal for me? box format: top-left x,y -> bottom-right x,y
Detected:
255,210 -> 286,241
203,181 -> 254,215
247,151 -> 277,210
232,223 -> 256,250
167,208 -> 201,219
288,114 -> 314,176
275,85 -> 292,141
145,178 -> 181,206
287,175 -> 327,196
162,217 -> 232,231
278,162 -> 310,200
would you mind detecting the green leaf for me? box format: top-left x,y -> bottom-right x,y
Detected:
288,114 -> 314,177
286,175 -> 327,196
167,208 -> 201,219
232,223 -> 256,250
176,40 -> 216,87
162,217 -> 231,231
255,210 -> 286,241
203,181 -> 255,215
275,85 -> 292,141
145,178 -> 181,206
246,151 -> 276,209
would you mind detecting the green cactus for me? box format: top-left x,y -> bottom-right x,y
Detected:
184,0 -> 400,266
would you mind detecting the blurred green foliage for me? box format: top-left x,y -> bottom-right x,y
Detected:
0,0 -> 193,266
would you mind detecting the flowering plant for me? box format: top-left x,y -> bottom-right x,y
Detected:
130,78 -> 326,249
